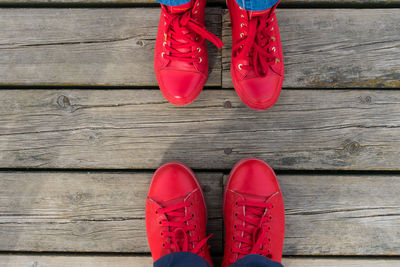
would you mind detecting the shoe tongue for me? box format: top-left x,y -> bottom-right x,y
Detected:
249,9 -> 270,18
165,1 -> 196,70
162,197 -> 188,237
163,196 -> 185,207
167,1 -> 194,14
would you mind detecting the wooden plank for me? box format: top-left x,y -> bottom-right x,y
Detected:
0,172 -> 399,255
1,89 -> 400,170
0,255 -> 400,267
0,8 -> 222,86
1,9 -> 400,87
1,0 -> 399,5
0,171 -> 223,253
222,9 -> 400,88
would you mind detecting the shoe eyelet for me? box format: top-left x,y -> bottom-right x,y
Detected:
197,47 -> 201,52
272,47 -> 276,52
234,225 -> 237,229
240,23 -> 245,28
155,210 -> 158,214
271,36 -> 276,41
163,42 -> 167,47
191,202 -> 193,206
159,221 -> 162,224
275,58 -> 280,63
194,225 -> 197,228
238,64 -> 243,70
194,10 -> 198,14
198,57 -> 202,63
235,212 -> 238,217
271,27 -> 274,31
271,18 -> 274,21
161,52 -> 165,58
192,214 -> 195,218
240,33 -> 245,38
235,202 -> 238,206
240,14 -> 245,18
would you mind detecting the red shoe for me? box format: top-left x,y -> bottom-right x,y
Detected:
227,0 -> 284,110
154,0 -> 223,106
222,158 -> 285,266
145,162 -> 213,265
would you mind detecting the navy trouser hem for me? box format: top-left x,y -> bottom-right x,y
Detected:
153,252 -> 283,267
154,252 -> 212,267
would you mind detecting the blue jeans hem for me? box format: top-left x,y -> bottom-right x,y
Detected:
157,0 -> 279,10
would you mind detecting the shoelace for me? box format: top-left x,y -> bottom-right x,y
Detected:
231,201 -> 274,262
233,6 -> 279,77
157,201 -> 212,255
161,2 -> 224,64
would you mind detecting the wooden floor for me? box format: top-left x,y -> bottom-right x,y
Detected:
0,0 -> 399,266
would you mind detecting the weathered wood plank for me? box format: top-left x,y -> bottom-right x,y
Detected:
0,172 -> 223,253
1,89 -> 400,170
1,0 -> 399,5
1,9 -> 399,87
0,8 -> 221,86
0,255 -> 399,267
0,172 -> 399,255
222,9 -> 400,88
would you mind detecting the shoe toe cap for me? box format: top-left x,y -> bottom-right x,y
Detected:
158,70 -> 205,105
228,158 -> 279,197
148,162 -> 198,202
238,74 -> 282,110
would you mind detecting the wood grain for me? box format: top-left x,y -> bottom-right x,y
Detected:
0,171 -> 223,253
1,89 -> 400,170
222,9 -> 400,88
1,0 -> 398,4
0,8 -> 222,86
0,171 -> 399,255
1,9 -> 399,87
0,255 -> 400,267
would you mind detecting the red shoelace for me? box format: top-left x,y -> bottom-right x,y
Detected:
231,201 -> 274,262
157,201 -> 212,256
233,6 -> 279,77
161,1 -> 224,64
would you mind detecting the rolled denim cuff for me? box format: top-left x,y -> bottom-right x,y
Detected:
157,0 -> 191,6
235,0 -> 280,11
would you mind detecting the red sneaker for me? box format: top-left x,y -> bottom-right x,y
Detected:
155,0 -> 223,106
222,158 -> 285,266
146,162 -> 213,265
227,0 -> 284,110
